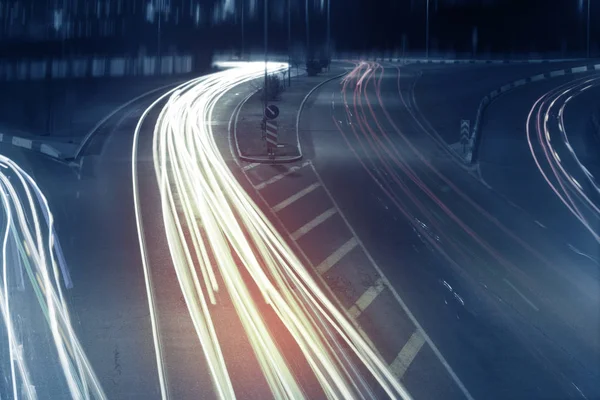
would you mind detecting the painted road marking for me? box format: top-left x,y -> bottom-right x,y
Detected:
550,70 -> 566,77
254,161 -> 311,190
389,330 -> 426,379
315,237 -> 359,275
503,278 -> 539,311
242,162 -> 261,171
571,66 -> 587,73
310,164 -> 475,400
348,278 -> 385,318
290,207 -> 336,240
272,182 -> 321,212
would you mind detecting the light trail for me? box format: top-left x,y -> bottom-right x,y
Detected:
525,75 -> 600,242
133,62 -> 411,399
0,155 -> 106,399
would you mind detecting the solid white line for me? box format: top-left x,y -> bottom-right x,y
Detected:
348,278 -> 385,318
389,330 -> 426,379
242,162 -> 261,171
290,207 -> 336,240
503,278 -> 539,311
310,164 -> 475,400
315,237 -> 358,275
272,182 -> 320,212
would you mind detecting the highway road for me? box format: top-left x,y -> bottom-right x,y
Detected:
0,59 -> 598,400
223,61 -> 600,400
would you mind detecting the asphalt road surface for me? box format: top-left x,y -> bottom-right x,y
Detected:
1,60 -> 599,400
226,61 -> 600,400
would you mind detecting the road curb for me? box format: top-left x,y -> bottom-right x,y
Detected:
295,70 -> 349,158
233,70 -> 346,164
470,63 -> 600,163
0,132 -> 67,160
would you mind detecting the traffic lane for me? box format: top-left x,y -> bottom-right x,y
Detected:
0,102 -> 169,397
0,147 -> 108,398
146,85 -> 340,399
364,68 -> 600,396
408,61 -> 596,145
478,74 -> 599,256
214,82 -> 460,398
302,74 -> 594,399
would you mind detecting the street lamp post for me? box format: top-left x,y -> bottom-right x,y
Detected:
327,0 -> 331,70
288,0 -> 292,86
587,0 -> 591,58
241,0 -> 245,59
425,0 -> 429,59
264,0 -> 269,112
306,0 -> 310,61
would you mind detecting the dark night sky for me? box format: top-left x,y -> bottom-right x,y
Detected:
0,0 -> 595,58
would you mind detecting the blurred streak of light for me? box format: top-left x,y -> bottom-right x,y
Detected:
132,62 -> 411,399
526,75 -> 600,243
0,155 -> 106,400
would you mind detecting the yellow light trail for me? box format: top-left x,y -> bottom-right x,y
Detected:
0,155 -> 106,400
133,62 -> 412,399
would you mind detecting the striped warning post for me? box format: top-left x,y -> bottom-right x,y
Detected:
266,120 -> 278,149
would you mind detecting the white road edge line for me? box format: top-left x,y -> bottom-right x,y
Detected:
309,163 -> 476,400
272,182 -> 321,212
389,330 -> 426,379
503,278 -> 539,312
315,237 -> 358,275
290,207 -> 336,240
348,278 -> 385,318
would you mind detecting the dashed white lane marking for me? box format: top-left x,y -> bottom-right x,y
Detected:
534,220 -> 546,228
290,207 -> 336,240
254,161 -> 311,190
348,278 -> 385,318
242,162 -> 261,171
315,237 -> 359,275
389,330 -> 426,379
503,278 -> 539,312
272,182 -> 321,212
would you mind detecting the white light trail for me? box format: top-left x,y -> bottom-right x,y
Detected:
133,63 -> 411,399
0,155 -> 106,400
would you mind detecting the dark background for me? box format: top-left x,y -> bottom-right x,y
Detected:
0,0 -> 595,58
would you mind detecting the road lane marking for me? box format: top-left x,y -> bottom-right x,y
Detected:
315,237 -> 358,275
242,162 -> 261,171
550,70 -> 566,77
390,330 -> 426,379
310,164 -> 475,400
503,278 -> 539,311
254,161 -> 311,190
290,207 -> 336,240
273,182 -> 321,212
348,278 -> 385,318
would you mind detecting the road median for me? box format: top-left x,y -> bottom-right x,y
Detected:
234,66 -> 348,163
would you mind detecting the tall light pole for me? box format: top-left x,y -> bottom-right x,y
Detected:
241,0 -> 245,59
425,0 -> 429,59
327,0 -> 331,70
587,0 -> 591,58
306,0 -> 310,61
264,0 -> 269,112
288,0 -> 292,86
